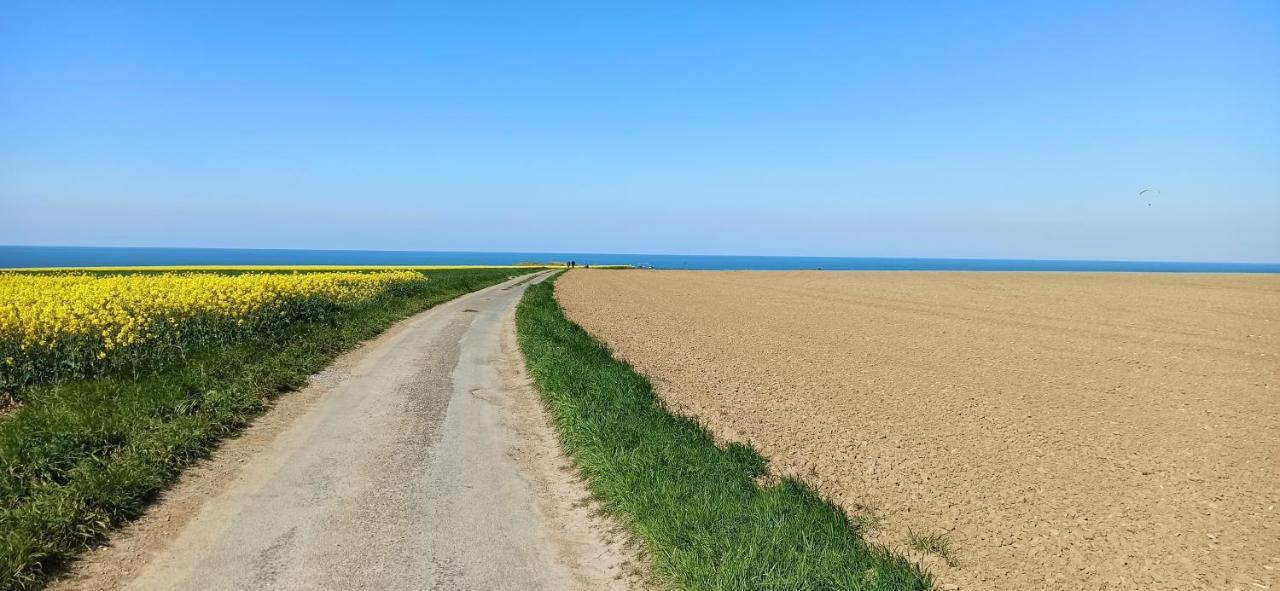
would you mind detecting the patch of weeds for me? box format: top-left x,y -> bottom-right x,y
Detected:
907,529 -> 957,567
848,504 -> 883,534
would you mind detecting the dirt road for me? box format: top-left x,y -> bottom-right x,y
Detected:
558,270 -> 1279,591
54,271 -> 631,591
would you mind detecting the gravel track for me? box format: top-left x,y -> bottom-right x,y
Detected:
52,271 -> 635,591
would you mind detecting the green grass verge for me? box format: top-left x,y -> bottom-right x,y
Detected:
515,275 -> 932,590
0,267 -> 532,590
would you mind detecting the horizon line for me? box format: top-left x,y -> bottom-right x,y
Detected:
3,244 -> 1278,267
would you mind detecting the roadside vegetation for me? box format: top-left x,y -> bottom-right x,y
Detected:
516,276 -> 932,590
0,267 -> 531,590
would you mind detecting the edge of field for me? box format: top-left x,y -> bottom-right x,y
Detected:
0,268 -> 535,591
515,274 -> 933,590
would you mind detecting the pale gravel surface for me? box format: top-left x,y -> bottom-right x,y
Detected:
52,272 -> 637,591
557,269 -> 1280,591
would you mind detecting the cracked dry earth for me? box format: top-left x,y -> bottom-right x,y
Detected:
556,270 -> 1279,591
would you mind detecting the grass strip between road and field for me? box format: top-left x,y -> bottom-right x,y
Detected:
0,267 -> 533,591
516,275 -> 933,590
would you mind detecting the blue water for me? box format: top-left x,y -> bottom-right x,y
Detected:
2,245 -> 1278,273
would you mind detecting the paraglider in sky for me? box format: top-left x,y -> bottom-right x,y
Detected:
1139,188 -> 1159,206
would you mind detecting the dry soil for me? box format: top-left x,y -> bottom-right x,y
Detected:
557,269 -> 1280,591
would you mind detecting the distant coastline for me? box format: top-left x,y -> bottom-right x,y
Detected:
2,245 -> 1277,273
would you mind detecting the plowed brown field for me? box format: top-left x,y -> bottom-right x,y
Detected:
556,270 -> 1280,591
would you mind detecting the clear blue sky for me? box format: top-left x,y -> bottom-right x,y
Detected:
2,1 -> 1277,262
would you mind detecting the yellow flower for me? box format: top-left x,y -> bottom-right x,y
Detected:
1,269 -> 427,385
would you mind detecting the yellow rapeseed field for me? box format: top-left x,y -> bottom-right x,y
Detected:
0,270 -> 427,389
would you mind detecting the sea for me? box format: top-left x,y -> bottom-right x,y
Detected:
1,245 -> 1277,273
